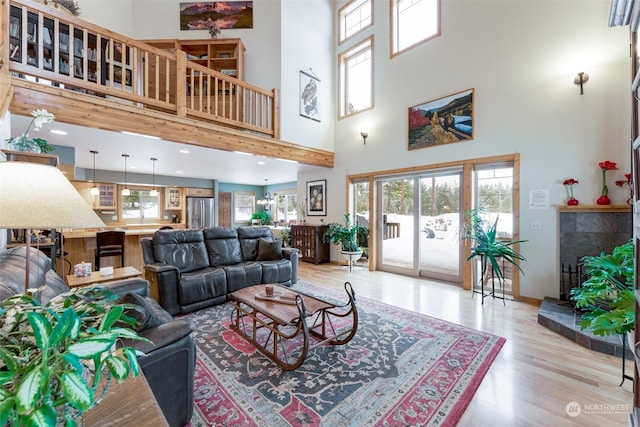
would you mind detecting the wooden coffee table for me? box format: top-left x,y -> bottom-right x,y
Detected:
229,282 -> 358,370
66,266 -> 142,288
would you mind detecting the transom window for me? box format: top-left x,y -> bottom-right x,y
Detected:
339,36 -> 373,118
339,0 -> 372,44
121,187 -> 160,221
391,0 -> 440,57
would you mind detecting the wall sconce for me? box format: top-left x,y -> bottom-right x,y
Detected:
360,132 -> 368,145
574,72 -> 589,95
89,150 -> 100,195
121,154 -> 130,196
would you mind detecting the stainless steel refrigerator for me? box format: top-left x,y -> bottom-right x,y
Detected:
186,197 -> 215,229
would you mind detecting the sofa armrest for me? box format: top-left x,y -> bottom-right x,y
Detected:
282,247 -> 299,284
132,318 -> 196,354
132,319 -> 196,427
102,278 -> 150,298
144,263 -> 181,315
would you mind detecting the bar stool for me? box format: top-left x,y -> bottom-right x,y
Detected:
94,231 -> 125,270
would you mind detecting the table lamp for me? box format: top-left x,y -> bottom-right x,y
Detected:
0,161 -> 105,293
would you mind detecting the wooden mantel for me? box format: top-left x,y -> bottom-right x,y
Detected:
558,205 -> 631,213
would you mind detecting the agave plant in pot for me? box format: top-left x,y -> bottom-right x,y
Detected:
462,207 -> 527,301
0,286 -> 147,426
323,213 -> 369,265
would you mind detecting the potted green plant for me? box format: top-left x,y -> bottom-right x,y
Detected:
0,286 -> 147,426
323,213 -> 369,254
251,211 -> 272,225
570,239 -> 634,337
279,226 -> 291,247
462,207 -> 527,289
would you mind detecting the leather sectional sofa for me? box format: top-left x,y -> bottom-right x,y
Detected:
141,226 -> 299,315
0,246 -> 195,427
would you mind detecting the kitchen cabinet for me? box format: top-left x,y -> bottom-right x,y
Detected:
165,187 -> 184,210
186,187 -> 214,198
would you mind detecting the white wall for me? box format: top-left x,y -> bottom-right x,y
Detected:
77,0 -> 134,37
279,0 -> 334,151
297,0 -> 631,300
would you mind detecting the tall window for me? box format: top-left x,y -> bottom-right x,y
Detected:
121,188 -> 160,221
339,36 -> 373,118
339,0 -> 372,44
391,0 -> 440,57
275,191 -> 298,225
233,191 -> 256,224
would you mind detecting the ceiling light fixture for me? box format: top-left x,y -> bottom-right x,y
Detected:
360,131 -> 368,145
90,150 -> 100,196
50,129 -> 67,135
149,157 -> 159,197
122,154 -> 130,196
257,179 -> 275,206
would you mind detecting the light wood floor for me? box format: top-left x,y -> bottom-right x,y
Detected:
298,261 -> 633,427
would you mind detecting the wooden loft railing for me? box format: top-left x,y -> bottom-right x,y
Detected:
5,0 -> 279,138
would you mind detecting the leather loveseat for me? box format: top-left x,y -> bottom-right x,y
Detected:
0,246 -> 196,427
141,226 -> 299,315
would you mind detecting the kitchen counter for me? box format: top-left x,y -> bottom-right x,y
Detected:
60,224 -> 185,297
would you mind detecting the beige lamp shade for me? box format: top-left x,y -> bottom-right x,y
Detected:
0,162 -> 105,229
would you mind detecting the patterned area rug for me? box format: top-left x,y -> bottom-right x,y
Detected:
185,281 -> 505,426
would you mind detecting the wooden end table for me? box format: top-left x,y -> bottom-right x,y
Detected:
229,282 -> 358,370
67,266 -> 142,288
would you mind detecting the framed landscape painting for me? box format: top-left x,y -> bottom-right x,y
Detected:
408,88 -> 474,150
306,179 -> 326,216
180,2 -> 253,30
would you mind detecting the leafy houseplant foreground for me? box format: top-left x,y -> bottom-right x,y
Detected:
0,286 -> 148,426
571,240 -> 634,337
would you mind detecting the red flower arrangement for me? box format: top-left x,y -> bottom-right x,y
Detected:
616,173 -> 633,205
597,160 -> 618,205
563,178 -> 579,205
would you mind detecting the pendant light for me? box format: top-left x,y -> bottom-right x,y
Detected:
89,150 -> 100,195
121,154 -> 130,196
149,157 -> 159,197
257,179 -> 274,205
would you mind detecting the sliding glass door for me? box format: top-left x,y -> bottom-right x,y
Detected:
377,170 -> 462,283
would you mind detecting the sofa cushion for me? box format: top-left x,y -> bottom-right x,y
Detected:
204,228 -> 243,266
237,226 -> 274,261
152,230 -> 209,273
256,237 -> 283,261
261,259 -> 293,284
119,292 -> 172,331
223,263 -> 263,293
179,267 -> 227,306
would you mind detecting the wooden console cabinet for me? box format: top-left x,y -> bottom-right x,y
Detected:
291,225 -> 329,264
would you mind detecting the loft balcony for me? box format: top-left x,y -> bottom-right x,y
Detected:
0,0 -> 333,169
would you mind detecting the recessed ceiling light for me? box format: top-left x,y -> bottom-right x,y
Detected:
176,170 -> 183,174
277,158 -> 298,164
257,161 -> 266,165
121,131 -> 161,140
179,149 -> 190,154
50,129 -> 67,135
130,166 -> 137,169
234,151 -> 252,156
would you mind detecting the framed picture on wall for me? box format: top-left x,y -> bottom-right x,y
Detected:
306,179 -> 326,216
408,88 -> 474,150
300,70 -> 320,122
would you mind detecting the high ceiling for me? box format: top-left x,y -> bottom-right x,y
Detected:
11,115 -> 327,186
